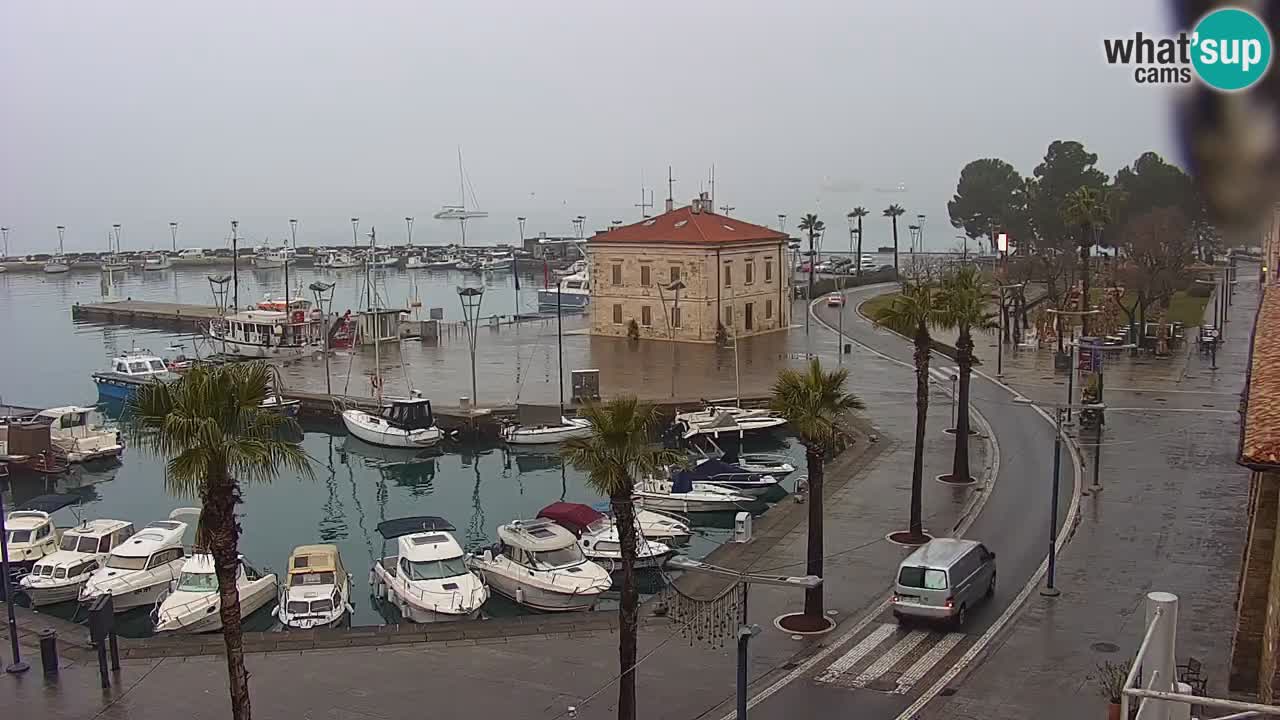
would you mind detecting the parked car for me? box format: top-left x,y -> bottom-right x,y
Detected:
892,538 -> 996,628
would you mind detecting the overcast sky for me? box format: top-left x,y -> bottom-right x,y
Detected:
0,1 -> 1180,253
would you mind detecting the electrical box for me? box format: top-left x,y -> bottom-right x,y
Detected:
572,369 -> 600,402
429,307 -> 444,321
733,512 -> 752,543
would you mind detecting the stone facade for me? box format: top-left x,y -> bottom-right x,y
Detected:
1230,470 -> 1280,701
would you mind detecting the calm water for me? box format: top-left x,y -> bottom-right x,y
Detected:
0,266 -> 806,633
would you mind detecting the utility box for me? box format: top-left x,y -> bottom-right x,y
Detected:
418,320 -> 439,341
571,369 -> 600,402
429,307 -> 444,321
732,512 -> 752,543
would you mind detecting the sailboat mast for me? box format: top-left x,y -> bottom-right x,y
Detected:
557,282 -> 565,416
370,226 -> 382,406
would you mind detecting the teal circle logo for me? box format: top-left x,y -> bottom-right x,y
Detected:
1192,8 -> 1272,91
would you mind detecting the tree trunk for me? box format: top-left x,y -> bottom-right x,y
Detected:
891,218 -> 900,277
205,473 -> 252,720
909,325 -> 930,539
949,327 -> 973,482
611,488 -> 639,720
803,443 -> 825,618
855,218 -> 864,278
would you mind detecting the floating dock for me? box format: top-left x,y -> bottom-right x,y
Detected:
71,300 -> 223,329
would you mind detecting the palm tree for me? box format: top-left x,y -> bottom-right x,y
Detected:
124,362 -> 310,720
769,359 -> 864,622
937,267 -> 997,485
798,213 -> 825,300
1062,187 -> 1111,335
883,204 -> 906,277
847,207 -> 870,277
561,397 -> 682,720
872,280 -> 945,545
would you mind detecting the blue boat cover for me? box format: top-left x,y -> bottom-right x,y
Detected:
686,459 -> 747,480
671,471 -> 694,494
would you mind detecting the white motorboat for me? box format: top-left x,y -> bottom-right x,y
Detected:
177,248 -> 208,259
676,405 -> 788,440
633,508 -> 692,545
153,554 -> 278,634
342,397 -> 443,448
80,511 -> 197,611
365,251 -> 400,268
141,253 -> 173,271
634,476 -> 754,513
682,458 -> 779,497
370,517 -> 488,622
553,259 -> 587,278
537,503 -> 672,571
455,259 -> 478,271
468,518 -> 611,612
92,350 -> 181,403
537,267 -> 590,311
316,250 -> 362,269
726,452 -> 795,477
479,255 -> 513,272
253,246 -> 295,269
37,406 -> 124,463
277,544 -> 354,630
43,255 -> 71,274
100,254 -> 131,272
501,416 -> 591,444
404,254 -> 430,269
19,519 -> 135,607
4,494 -> 80,571
424,256 -> 457,269
204,306 -> 324,359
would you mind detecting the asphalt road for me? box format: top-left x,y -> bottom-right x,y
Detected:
743,284 -> 1076,719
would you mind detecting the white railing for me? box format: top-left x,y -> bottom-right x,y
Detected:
1122,592 -> 1280,720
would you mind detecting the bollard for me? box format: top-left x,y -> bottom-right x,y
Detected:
38,628 -> 58,675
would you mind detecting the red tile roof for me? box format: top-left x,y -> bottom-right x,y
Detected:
589,205 -> 788,246
1242,284 -> 1280,467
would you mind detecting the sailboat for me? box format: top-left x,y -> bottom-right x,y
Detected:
500,284 -> 592,445
44,225 -> 71,274
100,225 -> 130,272
341,227 -> 444,449
432,149 -> 488,247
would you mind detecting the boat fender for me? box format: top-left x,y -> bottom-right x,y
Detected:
515,586 -> 524,605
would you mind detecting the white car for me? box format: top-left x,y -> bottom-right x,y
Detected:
826,294 -> 845,307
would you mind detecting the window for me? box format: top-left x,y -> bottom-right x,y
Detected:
640,265 -> 651,286
745,303 -> 754,331
531,545 -> 586,569
98,536 -> 112,553
54,567 -> 68,579
176,571 -> 219,593
765,299 -> 773,319
612,304 -> 623,324
593,541 -> 621,553
36,524 -> 51,540
724,263 -> 732,287
61,535 -> 98,553
8,530 -> 31,544
670,265 -> 681,283
672,307 -> 682,328
745,261 -> 754,284
641,306 -> 652,326
128,361 -> 147,373
291,571 -> 336,587
115,362 -> 127,373
405,556 -> 469,581
724,306 -> 733,327
611,263 -> 622,285
765,260 -> 773,282
898,566 -> 949,590
109,554 -> 148,571
149,360 -> 166,372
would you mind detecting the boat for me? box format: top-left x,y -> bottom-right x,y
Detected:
100,254 -> 131,272
204,305 -> 324,359
424,256 -> 457,269
153,553 -> 278,634
433,149 -> 489,246
467,518 -> 612,612
631,508 -> 692,545
19,519 -> 135,607
537,502 -> 672,571
37,406 -> 124,463
177,248 -> 208,259
479,255 -> 513,272
675,405 -> 788,440
141,253 -> 173,271
679,458 -> 779,497
277,544 -> 354,630
501,412 -> 591,445
634,475 -> 754,513
553,259 -> 587,278
454,259 -> 477,271
43,255 -> 71,274
365,251 -> 400,268
4,494 -> 81,574
253,246 -> 295,269
342,397 -> 443,448
316,250 -> 362,269
860,256 -> 878,271
369,517 -> 488,622
537,267 -> 590,312
80,510 -> 198,612
91,350 -> 182,402
722,452 -> 795,477
404,254 -> 428,269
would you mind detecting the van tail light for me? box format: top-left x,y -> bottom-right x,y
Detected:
891,594 -> 900,604
945,597 -> 954,608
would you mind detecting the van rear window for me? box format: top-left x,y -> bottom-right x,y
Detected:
898,566 -> 947,590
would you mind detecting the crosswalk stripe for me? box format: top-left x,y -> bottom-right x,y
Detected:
893,633 -> 966,694
849,630 -> 930,688
928,367 -> 957,383
815,623 -> 896,684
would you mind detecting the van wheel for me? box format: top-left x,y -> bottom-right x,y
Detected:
893,611 -> 909,628
986,573 -> 996,598
954,604 -> 967,629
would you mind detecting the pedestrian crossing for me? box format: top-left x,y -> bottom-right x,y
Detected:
928,366 -> 959,385
813,622 -> 969,695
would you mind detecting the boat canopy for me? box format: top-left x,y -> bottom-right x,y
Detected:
497,518 -> 577,551
537,502 -> 604,536
288,544 -> 342,577
516,404 -> 563,427
376,516 -> 455,540
17,494 -> 80,514
380,398 -> 434,431
683,459 -> 748,481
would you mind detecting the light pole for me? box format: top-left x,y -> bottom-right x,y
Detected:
405,216 -> 414,247
916,214 -> 925,253
230,219 -> 240,310
287,218 -> 298,303
1,227 -> 8,259
1046,308 -> 1103,423
657,280 -> 686,397
457,286 -> 485,407
666,556 -> 821,720
0,467 -> 28,674
517,216 -> 526,244
169,221 -> 178,254
310,281 -> 336,395
777,214 -> 786,233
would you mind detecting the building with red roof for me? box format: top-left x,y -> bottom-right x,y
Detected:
588,193 -> 791,342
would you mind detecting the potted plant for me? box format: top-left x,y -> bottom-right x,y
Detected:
1094,660 -> 1130,720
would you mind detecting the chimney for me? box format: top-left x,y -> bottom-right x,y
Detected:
665,198 -> 674,212
691,197 -> 703,214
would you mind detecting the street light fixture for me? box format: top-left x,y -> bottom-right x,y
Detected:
517,216 -> 527,243
0,227 -> 8,259
667,555 -> 821,720
169,221 -> 179,253
457,286 -> 485,408
310,281 -> 336,395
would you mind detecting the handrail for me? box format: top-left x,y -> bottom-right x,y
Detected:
1121,607 -> 1162,719
1122,687 -> 1280,717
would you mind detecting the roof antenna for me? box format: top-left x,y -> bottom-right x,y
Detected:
666,166 -> 675,213
636,171 -> 653,218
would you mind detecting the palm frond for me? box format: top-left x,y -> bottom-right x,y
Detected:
768,359 -> 863,451
561,396 -> 672,498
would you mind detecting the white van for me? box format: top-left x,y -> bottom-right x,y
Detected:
892,538 -> 996,628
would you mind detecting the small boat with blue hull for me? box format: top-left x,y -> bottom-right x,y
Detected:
91,351 -> 180,403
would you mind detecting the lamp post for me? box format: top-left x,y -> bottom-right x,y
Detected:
310,281 -> 336,395
1045,308 -> 1103,423
405,216 -> 414,247
287,218 -> 298,303
658,280 -> 686,398
666,556 -> 821,720
0,467 -> 28,674
457,286 -> 485,407
916,214 -> 925,254
230,219 -> 240,310
1,227 -> 8,259
1012,397 -> 1105,596
777,214 -> 786,233
169,221 -> 178,253
517,216 -> 526,244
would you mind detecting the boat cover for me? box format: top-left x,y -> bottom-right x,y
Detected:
380,399 -> 434,431
537,502 -> 604,535
685,459 -> 749,480
516,404 -> 563,427
671,472 -> 694,494
17,493 -> 80,514
376,516 -> 455,539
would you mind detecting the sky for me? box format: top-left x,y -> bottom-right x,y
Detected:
0,1 -> 1182,254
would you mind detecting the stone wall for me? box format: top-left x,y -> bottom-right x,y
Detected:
1230,469 -> 1280,701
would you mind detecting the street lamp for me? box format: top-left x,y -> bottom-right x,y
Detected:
517,216 -> 526,243
994,281 -> 1026,378
405,217 -> 414,247
1045,308 -> 1104,422
310,281 -> 336,395
1012,397 -> 1106,596
0,466 -> 28,673
777,214 -> 786,233
230,219 -> 240,309
0,227 -> 8,259
666,555 -> 821,720
658,280 -> 686,397
457,286 -> 485,407
169,221 -> 178,253
286,218 -> 298,303
916,214 -> 926,253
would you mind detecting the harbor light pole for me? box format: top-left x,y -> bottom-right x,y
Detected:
287,218 -> 297,304
0,227 -> 8,258
310,281 -> 336,395
457,286 -> 485,407
230,219 -> 240,310
666,556 -> 820,720
0,467 -> 29,674
169,221 -> 178,253
657,280 -> 685,398
405,216 -> 414,247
